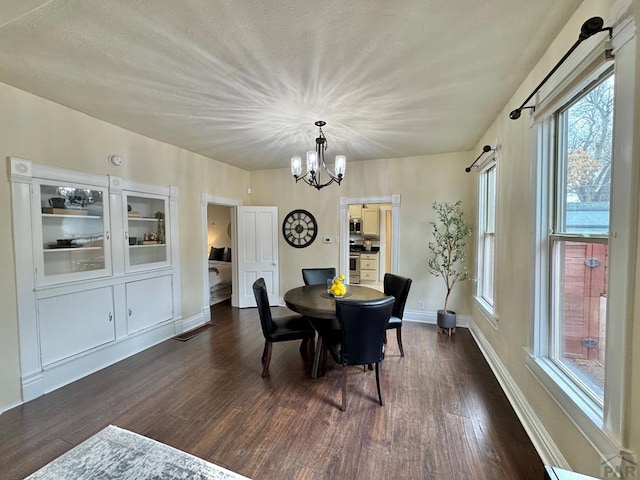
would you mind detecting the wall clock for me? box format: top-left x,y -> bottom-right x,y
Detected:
282,209 -> 318,248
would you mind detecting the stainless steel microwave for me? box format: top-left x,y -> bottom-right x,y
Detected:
349,218 -> 362,234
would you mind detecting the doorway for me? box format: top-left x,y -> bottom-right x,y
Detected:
201,193 -> 242,323
340,195 -> 400,289
206,204 -> 233,306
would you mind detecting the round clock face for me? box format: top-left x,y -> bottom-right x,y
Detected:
282,209 -> 318,248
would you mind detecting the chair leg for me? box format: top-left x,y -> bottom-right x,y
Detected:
375,362 -> 383,406
307,334 -> 315,360
299,339 -> 309,359
311,336 -> 323,379
261,341 -> 272,378
320,343 -> 328,377
341,366 -> 348,411
396,326 -> 405,357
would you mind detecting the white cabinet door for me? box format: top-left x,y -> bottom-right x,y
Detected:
123,192 -> 170,272
126,275 -> 173,334
38,287 -> 115,365
348,204 -> 362,219
362,208 -> 379,236
236,206 -> 279,308
34,180 -> 111,286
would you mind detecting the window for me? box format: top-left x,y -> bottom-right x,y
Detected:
531,64 -> 618,435
476,162 -> 496,314
529,9 -> 634,456
550,73 -> 613,403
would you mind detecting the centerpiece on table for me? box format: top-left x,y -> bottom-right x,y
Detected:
328,273 -> 348,298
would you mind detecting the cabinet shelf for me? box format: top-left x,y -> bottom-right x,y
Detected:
128,217 -> 159,222
42,213 -> 102,220
129,243 -> 165,249
44,246 -> 103,253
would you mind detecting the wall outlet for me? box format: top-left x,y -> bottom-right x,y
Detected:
417,301 -> 425,310
323,236 -> 332,243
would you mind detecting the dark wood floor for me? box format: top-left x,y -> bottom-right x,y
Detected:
0,301 -> 544,479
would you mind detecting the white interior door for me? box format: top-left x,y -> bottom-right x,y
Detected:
236,206 -> 279,308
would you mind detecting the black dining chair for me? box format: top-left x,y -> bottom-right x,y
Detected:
252,278 -> 315,378
301,267 -> 339,375
302,267 -> 336,286
323,296 -> 395,411
383,273 -> 412,357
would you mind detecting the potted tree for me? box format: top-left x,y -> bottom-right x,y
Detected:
427,201 -> 472,335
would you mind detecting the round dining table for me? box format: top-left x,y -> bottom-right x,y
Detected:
283,284 -> 389,378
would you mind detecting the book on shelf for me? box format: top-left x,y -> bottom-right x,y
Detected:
42,207 -> 88,216
127,211 -> 142,217
140,240 -> 163,245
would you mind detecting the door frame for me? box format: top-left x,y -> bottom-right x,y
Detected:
201,193 -> 242,322
339,194 -> 401,284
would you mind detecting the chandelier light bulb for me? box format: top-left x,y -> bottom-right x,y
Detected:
306,151 -> 318,173
334,155 -> 346,177
291,156 -> 302,177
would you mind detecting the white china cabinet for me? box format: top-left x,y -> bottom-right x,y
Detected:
10,158 -> 182,402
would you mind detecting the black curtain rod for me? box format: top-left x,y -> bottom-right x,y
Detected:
509,17 -> 612,120
465,145 -> 494,173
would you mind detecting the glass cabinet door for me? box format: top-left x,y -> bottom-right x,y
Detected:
36,181 -> 111,285
124,192 -> 169,271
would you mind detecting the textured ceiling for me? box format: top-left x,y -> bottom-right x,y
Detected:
0,0 -> 581,171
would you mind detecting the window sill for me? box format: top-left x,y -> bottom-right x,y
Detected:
524,352 -> 621,457
473,296 -> 498,329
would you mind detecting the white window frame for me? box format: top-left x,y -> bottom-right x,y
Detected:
527,4 -> 635,458
475,158 -> 498,325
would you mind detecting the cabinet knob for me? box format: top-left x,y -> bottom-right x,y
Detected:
124,232 -> 128,239
106,231 -> 110,240
128,308 -> 132,316
108,312 -> 113,322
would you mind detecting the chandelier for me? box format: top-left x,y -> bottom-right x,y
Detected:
291,121 -> 346,190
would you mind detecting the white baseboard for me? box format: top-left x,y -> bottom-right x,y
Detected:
174,311 -> 207,335
404,309 -> 470,328
468,319 -> 570,469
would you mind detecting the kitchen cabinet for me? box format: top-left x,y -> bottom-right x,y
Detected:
360,252 -> 378,282
10,157 -> 182,402
362,208 -> 379,236
348,204 -> 362,219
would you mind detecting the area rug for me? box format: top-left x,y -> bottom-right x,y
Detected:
25,425 -> 251,479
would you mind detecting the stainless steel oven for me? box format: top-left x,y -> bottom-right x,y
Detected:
349,253 -> 360,284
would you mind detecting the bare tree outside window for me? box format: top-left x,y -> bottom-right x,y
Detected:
566,77 -> 614,205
